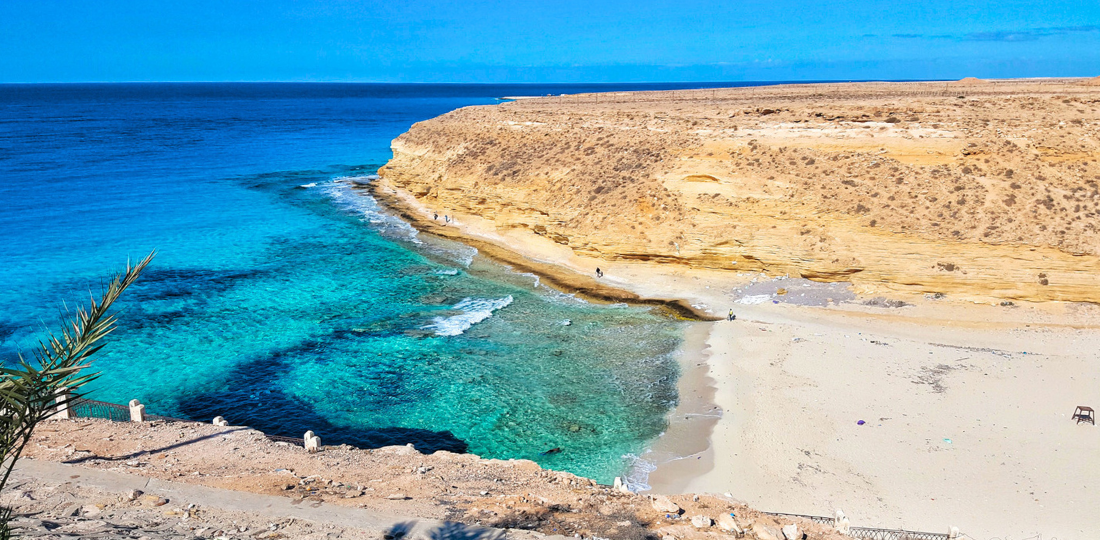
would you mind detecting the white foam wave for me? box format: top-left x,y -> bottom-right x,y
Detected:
323,178 -> 421,243
299,182 -> 317,188
517,272 -> 541,288
434,268 -> 460,276
424,296 -> 513,337
621,453 -> 658,493
530,285 -> 589,306
420,240 -> 478,268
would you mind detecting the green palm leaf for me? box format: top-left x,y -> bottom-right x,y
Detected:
0,252 -> 153,536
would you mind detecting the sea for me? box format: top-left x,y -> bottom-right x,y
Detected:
0,82 -> 735,484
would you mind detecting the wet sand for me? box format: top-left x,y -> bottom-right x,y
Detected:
367,173 -> 1100,539
626,322 -> 722,493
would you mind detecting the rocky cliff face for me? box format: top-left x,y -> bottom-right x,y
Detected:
380,81 -> 1100,302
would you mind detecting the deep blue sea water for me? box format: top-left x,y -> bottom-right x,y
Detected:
0,83 -> 731,483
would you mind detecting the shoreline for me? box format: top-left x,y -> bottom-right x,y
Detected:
632,321 -> 721,494
362,172 -> 1100,538
361,177 -> 729,493
360,180 -> 720,321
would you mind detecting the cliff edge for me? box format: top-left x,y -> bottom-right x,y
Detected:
380,80 -> 1100,303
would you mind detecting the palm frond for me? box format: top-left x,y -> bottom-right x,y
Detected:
0,252 -> 154,529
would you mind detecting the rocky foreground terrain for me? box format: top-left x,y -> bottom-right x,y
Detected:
380,78 -> 1100,303
15,419 -> 846,540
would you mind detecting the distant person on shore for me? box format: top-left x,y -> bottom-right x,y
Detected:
434,213 -> 438,220
595,268 -> 603,278
728,309 -> 736,321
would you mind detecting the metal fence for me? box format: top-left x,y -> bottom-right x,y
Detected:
68,398 -> 191,424
849,529 -> 949,540
67,397 -> 305,447
265,434 -> 305,447
763,512 -> 950,540
511,79 -> 1100,109
69,398 -> 132,423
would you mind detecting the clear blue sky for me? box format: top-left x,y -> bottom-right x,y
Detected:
2,0 -> 1098,83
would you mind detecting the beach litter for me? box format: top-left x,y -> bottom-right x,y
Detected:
857,420 -> 866,425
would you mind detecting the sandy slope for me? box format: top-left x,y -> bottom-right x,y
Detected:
371,79 -> 1100,539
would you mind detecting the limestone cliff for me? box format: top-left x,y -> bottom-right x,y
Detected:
380,80 -> 1100,302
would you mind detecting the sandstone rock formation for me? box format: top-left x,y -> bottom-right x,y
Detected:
379,79 -> 1100,303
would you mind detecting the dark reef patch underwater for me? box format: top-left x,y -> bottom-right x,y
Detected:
0,82 -> 737,482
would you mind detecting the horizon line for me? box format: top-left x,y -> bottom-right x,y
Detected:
2,75 -> 1096,85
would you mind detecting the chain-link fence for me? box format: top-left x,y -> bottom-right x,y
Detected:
763,512 -> 951,540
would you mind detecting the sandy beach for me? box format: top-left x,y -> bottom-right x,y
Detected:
11,2 -> 1100,537
654,295 -> 1100,539
371,184 -> 1100,537
364,78 -> 1100,537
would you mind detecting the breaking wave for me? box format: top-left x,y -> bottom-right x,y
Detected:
424,296 -> 514,337
323,177 -> 421,243
621,453 -> 658,493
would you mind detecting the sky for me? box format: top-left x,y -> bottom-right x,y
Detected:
1,0 -> 1099,83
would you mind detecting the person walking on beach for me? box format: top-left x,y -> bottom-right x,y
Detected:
434,213 -> 438,220
727,309 -> 736,321
595,268 -> 603,278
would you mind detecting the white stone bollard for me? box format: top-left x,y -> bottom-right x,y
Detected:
129,399 -> 146,422
55,387 -> 74,420
212,416 -> 229,426
304,430 -> 321,453
834,509 -> 850,535
948,526 -> 960,539
611,476 -> 633,494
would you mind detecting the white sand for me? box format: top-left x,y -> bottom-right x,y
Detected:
375,178 -> 1100,539
649,298 -> 1100,540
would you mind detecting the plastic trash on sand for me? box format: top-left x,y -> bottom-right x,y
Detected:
857,420 -> 866,425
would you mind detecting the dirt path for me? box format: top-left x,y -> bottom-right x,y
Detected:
9,458 -> 520,539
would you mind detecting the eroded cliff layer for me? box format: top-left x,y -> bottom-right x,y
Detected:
380,80 -> 1100,302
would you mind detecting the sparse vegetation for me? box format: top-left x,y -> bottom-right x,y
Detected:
382,80 -> 1100,302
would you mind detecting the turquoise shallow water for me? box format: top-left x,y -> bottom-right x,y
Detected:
0,83 -> 726,482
